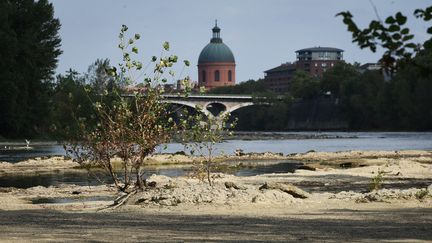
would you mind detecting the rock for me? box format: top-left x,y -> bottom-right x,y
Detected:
224,181 -> 245,190
0,187 -> 16,193
259,182 -> 310,199
174,151 -> 186,156
296,165 -> 316,171
71,190 -> 81,195
147,181 -> 157,188
235,149 -> 244,156
428,184 -> 432,193
339,162 -> 353,168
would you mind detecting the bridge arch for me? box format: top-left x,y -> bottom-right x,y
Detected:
163,100 -> 212,118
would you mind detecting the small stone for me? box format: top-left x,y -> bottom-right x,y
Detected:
339,162 -> 353,168
147,181 -> 157,188
296,165 -> 316,171
174,151 -> 186,155
225,181 -> 245,190
235,149 -> 244,156
259,182 -> 310,199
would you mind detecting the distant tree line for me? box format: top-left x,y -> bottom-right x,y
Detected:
209,6 -> 432,131
1,1 -> 430,139
209,48 -> 432,131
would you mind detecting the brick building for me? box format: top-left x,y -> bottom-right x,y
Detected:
198,21 -> 236,90
264,47 -> 344,93
296,47 -> 343,76
263,63 -> 296,93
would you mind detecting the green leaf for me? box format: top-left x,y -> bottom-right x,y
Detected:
392,33 -> 401,40
395,12 -> 407,25
151,56 -> 157,62
163,41 -> 170,51
428,27 -> 432,34
388,24 -> 400,32
385,16 -> 395,24
132,47 -> 138,54
404,43 -> 417,49
400,28 -> 409,35
184,60 -> 190,66
402,35 -> 414,41
134,33 -> 140,40
169,55 -> 178,63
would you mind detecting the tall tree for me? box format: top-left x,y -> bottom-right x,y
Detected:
290,70 -> 320,99
0,0 -> 62,138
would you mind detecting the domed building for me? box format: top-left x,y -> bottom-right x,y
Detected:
198,21 -> 236,90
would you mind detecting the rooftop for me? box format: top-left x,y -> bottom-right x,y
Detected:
264,63 -> 296,73
296,47 -> 344,53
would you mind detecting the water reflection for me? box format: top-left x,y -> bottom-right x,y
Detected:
0,161 -> 303,189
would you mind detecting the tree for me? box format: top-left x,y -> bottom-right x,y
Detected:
337,6 -> 432,73
320,62 -> 359,98
0,0 -> 62,138
181,111 -> 235,186
85,58 -> 117,94
290,70 -> 320,99
337,5 -> 432,130
208,79 -> 269,95
66,25 -> 190,193
51,69 -> 94,139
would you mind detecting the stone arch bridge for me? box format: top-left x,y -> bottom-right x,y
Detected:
162,94 -> 259,118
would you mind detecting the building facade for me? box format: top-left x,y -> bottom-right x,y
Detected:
263,63 -> 296,93
264,47 -> 344,93
295,47 -> 344,76
198,22 -> 236,90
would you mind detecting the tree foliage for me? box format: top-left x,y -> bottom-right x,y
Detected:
208,79 -> 268,95
337,6 -> 432,73
181,112 -> 235,186
290,70 -> 320,99
0,0 -> 61,138
65,25 -> 190,191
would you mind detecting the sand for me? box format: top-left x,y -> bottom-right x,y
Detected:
0,150 -> 431,242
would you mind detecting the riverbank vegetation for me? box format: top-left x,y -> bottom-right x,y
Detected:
1,2 -> 431,140
208,6 -> 432,131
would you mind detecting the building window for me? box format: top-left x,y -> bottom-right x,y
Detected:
322,63 -> 327,67
228,70 -> 232,81
215,70 -> 220,81
202,70 -> 206,82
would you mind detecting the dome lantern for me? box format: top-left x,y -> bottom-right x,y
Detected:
211,19 -> 221,42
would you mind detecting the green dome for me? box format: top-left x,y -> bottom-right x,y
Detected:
198,22 -> 235,64
198,42 -> 235,63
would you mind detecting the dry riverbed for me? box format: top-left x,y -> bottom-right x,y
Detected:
0,150 -> 432,242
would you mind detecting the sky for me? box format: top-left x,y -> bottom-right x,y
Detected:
50,0 -> 431,83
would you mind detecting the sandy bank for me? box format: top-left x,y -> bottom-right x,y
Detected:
1,150 -> 431,242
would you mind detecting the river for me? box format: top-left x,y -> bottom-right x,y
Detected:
1,132 -> 431,163
1,131 -> 431,189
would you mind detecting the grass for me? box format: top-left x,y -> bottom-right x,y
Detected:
369,170 -> 385,192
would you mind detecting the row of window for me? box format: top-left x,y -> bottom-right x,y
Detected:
201,70 -> 233,82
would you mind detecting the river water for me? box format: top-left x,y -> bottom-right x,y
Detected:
1,132 -> 431,163
0,132 -> 431,189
